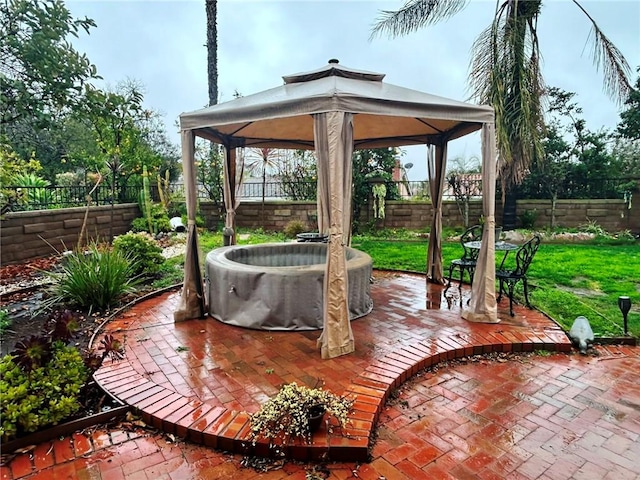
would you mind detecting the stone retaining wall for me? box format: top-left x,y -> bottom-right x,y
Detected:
516,199 -> 637,232
2,197 -> 636,265
1,204 -> 139,264
201,198 -> 637,233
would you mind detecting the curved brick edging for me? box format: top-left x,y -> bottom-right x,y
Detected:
94,329 -> 572,462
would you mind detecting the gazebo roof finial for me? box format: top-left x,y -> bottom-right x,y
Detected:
283,60 -> 385,85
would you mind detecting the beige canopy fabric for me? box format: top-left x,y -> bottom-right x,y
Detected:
426,144 -> 447,284
180,62 -> 494,150
177,60 -> 499,356
222,147 -> 243,245
463,123 -> 499,323
174,130 -> 205,322
314,112 -> 355,358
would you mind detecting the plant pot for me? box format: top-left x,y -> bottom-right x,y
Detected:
308,405 -> 325,433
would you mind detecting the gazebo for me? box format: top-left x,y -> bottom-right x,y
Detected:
175,60 -> 500,359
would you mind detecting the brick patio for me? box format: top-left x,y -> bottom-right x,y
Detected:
3,271 -> 639,479
93,271 -> 571,461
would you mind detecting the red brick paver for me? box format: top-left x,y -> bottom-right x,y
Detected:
89,272 -> 571,460
3,272 -> 639,479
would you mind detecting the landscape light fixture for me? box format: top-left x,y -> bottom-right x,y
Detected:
618,296 -> 631,336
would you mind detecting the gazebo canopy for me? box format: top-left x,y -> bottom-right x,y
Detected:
175,60 -> 500,359
180,60 -> 494,150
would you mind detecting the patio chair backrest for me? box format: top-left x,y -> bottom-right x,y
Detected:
460,224 -> 483,261
514,235 -> 541,276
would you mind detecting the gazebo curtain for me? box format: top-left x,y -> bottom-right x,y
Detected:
463,123 -> 499,323
174,130 -> 205,322
314,111 -> 355,359
223,147 -> 242,245
426,143 -> 448,284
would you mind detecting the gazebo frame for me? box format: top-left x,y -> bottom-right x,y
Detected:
175,60 -> 500,359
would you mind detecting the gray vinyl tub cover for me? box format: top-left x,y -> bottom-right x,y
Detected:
205,243 -> 373,331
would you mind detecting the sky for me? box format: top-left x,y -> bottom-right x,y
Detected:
67,0 -> 640,180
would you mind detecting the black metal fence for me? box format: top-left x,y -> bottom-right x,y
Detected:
519,177 -> 638,200
2,184 -> 140,212
3,177 -> 635,212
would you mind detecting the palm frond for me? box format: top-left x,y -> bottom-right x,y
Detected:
470,0 -> 545,190
370,0 -> 468,39
572,0 -> 632,104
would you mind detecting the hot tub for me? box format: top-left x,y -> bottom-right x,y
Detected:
206,243 -> 373,331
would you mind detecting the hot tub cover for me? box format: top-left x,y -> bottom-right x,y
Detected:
206,243 -> 373,331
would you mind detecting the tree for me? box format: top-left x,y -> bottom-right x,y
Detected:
446,155 -> 481,228
611,138 -> 640,182
245,148 -> 281,227
0,0 -> 99,126
0,141 -> 42,213
203,0 -> 225,225
519,123 -> 571,227
617,67 -> 640,141
521,88 -> 632,211
277,150 -> 317,201
351,148 -> 399,233
371,0 -> 632,228
82,82 -> 143,186
206,0 -> 218,107
195,139 -> 223,204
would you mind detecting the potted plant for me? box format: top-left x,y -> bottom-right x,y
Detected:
248,382 -> 355,446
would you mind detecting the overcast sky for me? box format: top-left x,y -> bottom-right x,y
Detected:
67,0 -> 639,180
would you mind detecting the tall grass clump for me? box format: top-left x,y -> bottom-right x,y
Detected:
45,244 -> 140,310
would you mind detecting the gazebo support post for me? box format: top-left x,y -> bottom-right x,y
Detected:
426,142 -> 448,284
174,129 -> 205,322
463,122 -> 499,323
222,146 -> 238,245
314,111 -> 355,359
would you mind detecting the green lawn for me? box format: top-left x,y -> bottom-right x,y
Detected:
353,236 -> 640,338
192,229 -> 639,338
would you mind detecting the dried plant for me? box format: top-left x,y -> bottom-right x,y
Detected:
249,382 -> 354,445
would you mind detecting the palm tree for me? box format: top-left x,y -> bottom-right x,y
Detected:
206,0 -> 218,107
205,0 -> 225,221
246,148 -> 281,227
371,0 -> 632,228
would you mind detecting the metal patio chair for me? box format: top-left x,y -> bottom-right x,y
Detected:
496,235 -> 541,316
444,224 -> 483,294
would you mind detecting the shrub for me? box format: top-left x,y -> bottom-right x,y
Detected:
131,204 -> 172,234
0,341 -> 88,441
113,232 -> 164,277
519,209 -> 538,229
44,243 -> 140,310
0,310 -> 10,335
150,205 -> 172,233
131,217 -> 149,233
180,213 -> 205,229
0,309 -> 124,441
283,220 -> 308,238
578,219 -> 607,237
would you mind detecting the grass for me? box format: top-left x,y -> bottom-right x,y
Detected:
352,233 -> 639,338
161,228 -> 639,338
151,229 -> 286,290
